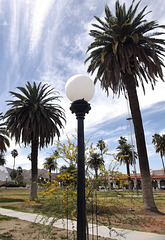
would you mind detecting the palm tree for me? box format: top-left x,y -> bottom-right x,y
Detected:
85,0 -> 165,212
27,154 -> 31,161
116,136 -> 137,189
59,164 -> 77,187
5,82 -> 66,200
97,139 -> 106,159
152,133 -> 165,174
44,156 -> 57,182
0,152 -> 6,166
0,113 -> 10,153
11,149 -> 18,169
88,152 -> 104,180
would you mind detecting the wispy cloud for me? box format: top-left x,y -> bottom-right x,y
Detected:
0,0 -> 165,172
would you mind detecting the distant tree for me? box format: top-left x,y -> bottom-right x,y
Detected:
52,150 -> 60,173
88,152 -> 104,180
152,133 -> 165,174
15,166 -> 24,186
59,164 -> 77,186
10,169 -> 17,180
11,149 -> 18,169
0,113 -> 10,153
17,166 -> 23,175
27,154 -> 31,161
97,139 -> 106,159
44,156 -> 57,182
10,166 -> 24,185
53,150 -> 59,158
5,82 -> 66,200
116,137 -> 137,189
0,152 -> 6,166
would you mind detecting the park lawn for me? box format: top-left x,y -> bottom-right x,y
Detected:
0,188 -> 165,234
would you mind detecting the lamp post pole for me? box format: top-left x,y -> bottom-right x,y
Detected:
70,100 -> 91,240
65,74 -> 95,240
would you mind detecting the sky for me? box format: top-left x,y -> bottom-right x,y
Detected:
0,0 -> 165,174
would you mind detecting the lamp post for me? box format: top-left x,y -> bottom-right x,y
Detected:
6,176 -> 8,188
65,74 -> 95,240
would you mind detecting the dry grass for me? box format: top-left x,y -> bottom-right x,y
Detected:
0,188 -> 165,238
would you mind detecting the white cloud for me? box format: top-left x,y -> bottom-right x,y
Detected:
0,0 -> 165,173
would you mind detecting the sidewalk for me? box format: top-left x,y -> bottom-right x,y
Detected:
0,208 -> 165,240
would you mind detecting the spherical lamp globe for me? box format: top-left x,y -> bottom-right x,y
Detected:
65,74 -> 95,102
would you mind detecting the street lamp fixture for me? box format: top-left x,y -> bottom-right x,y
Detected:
65,74 -> 95,240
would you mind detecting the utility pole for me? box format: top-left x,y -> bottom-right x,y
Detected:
126,117 -> 138,196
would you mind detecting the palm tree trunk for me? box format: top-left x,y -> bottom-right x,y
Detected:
95,169 -> 99,190
125,159 -> 131,190
49,168 -> 51,183
30,139 -> 38,201
124,74 -> 158,212
13,157 -> 15,170
161,156 -> 165,175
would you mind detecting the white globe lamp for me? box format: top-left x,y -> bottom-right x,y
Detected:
65,74 -> 95,102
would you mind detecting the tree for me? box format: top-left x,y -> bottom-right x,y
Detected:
15,166 -> 24,186
152,133 -> 165,174
11,149 -> 18,169
44,156 -> 57,182
59,164 -> 77,186
52,150 -> 60,173
10,169 -> 17,180
85,0 -> 165,212
0,152 -> 6,166
97,139 -> 106,159
10,166 -> 24,186
0,113 -> 10,153
27,154 -> 31,161
88,152 -> 104,180
116,136 -> 137,189
5,82 -> 66,200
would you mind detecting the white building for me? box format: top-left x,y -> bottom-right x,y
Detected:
0,166 -> 11,185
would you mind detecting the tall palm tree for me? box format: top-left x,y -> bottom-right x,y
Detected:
5,82 -> 66,200
85,0 -> 165,212
152,133 -> 165,174
0,152 -> 6,166
44,156 -> 57,182
0,113 -> 10,153
116,136 -> 137,188
11,149 -> 18,169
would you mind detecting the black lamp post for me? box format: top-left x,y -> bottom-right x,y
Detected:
65,75 -> 95,240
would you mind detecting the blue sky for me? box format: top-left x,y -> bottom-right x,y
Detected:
0,0 -> 165,174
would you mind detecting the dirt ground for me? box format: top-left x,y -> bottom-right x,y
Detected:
0,195 -> 165,239
0,217 -> 112,240
0,210 -> 165,240
107,209 -> 165,235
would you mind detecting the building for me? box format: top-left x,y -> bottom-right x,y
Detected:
0,166 -> 11,185
109,169 -> 165,190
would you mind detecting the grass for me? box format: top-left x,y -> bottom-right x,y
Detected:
0,215 -> 14,221
0,188 -> 165,212
0,188 -> 165,234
